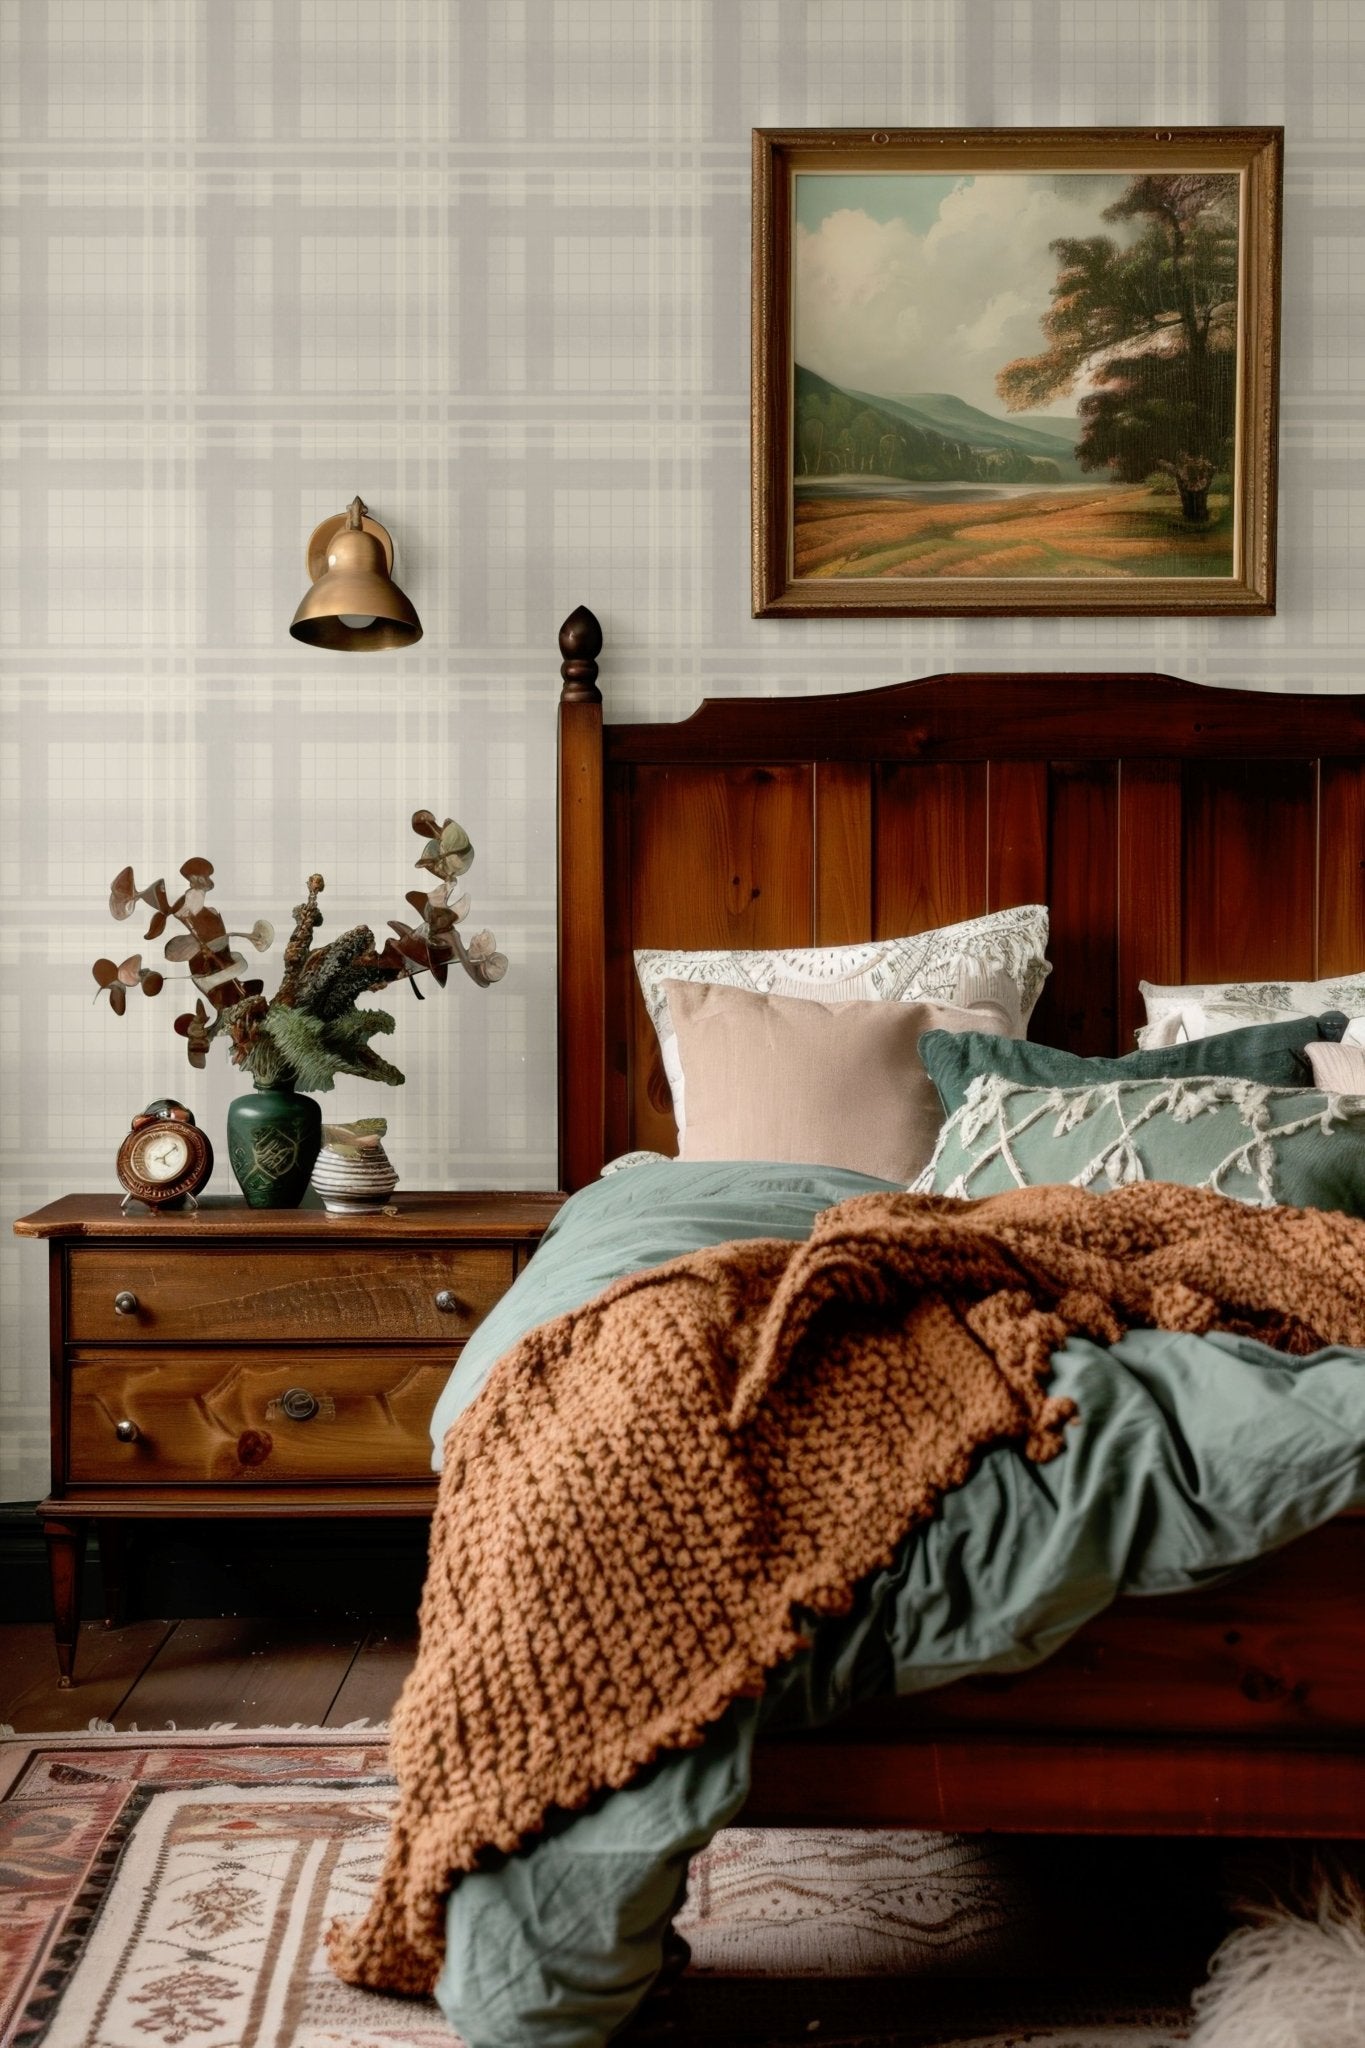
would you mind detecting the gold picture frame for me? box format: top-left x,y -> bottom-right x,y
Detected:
752,127 -> 1282,617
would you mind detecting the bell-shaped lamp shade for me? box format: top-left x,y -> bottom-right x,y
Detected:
290,497 -> 422,651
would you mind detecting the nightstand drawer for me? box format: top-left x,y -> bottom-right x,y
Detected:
67,1245 -> 513,1343
18,1190 -> 561,1683
68,1349 -> 455,1484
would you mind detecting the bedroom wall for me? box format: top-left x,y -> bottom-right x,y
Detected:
1,0 -> 1361,1498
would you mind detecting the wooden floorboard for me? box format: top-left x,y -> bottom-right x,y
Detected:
112,1618 -> 365,1729
323,1620 -> 416,1727
1,1619 -> 175,1732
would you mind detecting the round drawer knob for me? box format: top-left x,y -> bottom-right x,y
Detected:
434,1289 -> 460,1314
114,1419 -> 140,1443
113,1291 -> 139,1317
280,1386 -> 319,1422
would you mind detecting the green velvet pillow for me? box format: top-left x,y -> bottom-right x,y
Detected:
922,1075 -> 1365,1216
919,1013 -> 1345,1120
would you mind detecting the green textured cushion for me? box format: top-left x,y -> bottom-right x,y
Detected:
923,1075 -> 1365,1215
919,1013 -> 1341,1120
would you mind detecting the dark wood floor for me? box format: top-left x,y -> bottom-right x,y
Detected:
0,1617 -> 417,1733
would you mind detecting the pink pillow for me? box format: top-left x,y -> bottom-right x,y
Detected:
1305,1041 -> 1365,1093
663,980 -> 1010,1183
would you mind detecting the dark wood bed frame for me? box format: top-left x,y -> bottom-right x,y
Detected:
556,604 -> 1365,1840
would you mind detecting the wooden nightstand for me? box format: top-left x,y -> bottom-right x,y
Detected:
13,1191 -> 564,1682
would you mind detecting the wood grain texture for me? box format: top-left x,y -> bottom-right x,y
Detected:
39,1486 -> 438,1518
67,1245 -> 512,1345
857,1519 -> 1365,1740
603,764 -> 636,1164
629,765 -> 815,1155
603,671 -> 1365,766
1117,759 -> 1183,1049
66,1350 -> 457,1486
813,763 -> 872,944
1318,760 -> 1365,977
560,696 -> 608,1191
1030,762 -> 1120,1054
42,1519 -> 83,1683
16,1192 -> 564,1240
1182,759 -> 1317,983
15,1194 -> 558,1679
874,763 -> 987,936
558,599 -> 607,1190
112,1617 -> 364,1730
325,1620 -> 418,1727
745,1735 -> 1365,1837
0,1618 -> 174,1730
986,760 -> 1048,914
630,766 -> 815,947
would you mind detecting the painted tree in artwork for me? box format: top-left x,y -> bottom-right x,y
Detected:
996,174 -> 1240,523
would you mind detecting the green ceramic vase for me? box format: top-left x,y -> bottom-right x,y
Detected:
225,1076 -> 322,1209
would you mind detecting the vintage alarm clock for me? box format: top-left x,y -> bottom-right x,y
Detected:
116,1100 -> 214,1212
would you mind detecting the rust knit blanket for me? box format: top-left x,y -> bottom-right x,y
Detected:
329,1181 -> 1365,1994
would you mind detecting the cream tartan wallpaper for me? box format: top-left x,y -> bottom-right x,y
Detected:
1,0 -> 1362,1498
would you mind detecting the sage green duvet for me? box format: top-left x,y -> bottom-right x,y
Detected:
426,1163 -> 1365,2048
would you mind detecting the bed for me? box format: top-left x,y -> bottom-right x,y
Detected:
554,601 -> 1365,1846
335,611 -> 1365,2042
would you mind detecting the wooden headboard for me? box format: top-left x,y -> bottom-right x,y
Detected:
556,606 -> 1365,1192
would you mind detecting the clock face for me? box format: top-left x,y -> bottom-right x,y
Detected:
130,1127 -> 191,1184
117,1106 -> 213,1208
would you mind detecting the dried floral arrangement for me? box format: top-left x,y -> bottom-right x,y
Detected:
91,811 -> 507,1094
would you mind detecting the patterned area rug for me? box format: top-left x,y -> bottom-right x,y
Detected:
0,1730 -> 1198,2048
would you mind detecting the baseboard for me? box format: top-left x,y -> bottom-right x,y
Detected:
0,1504 -> 428,1622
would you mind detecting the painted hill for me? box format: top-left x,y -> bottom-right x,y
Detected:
795,366 -> 1086,484
856,389 -> 1084,469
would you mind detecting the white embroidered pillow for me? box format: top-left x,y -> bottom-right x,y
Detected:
1138,976 -> 1365,1050
635,905 -> 1050,1141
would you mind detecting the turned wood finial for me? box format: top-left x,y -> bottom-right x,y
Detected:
559,605 -> 603,704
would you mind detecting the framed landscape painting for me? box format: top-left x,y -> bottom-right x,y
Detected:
752,128 -> 1282,616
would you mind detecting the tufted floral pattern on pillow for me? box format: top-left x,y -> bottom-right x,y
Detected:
920,1074 -> 1365,1216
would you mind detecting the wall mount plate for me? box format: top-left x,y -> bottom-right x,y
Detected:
306,511 -> 394,583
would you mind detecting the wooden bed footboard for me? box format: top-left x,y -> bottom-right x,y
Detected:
748,1514 -> 1365,1835
555,606 -> 1365,1838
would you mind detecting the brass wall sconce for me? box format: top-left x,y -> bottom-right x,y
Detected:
289,497 -> 423,651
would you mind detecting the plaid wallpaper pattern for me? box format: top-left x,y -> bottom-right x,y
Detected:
1,0 -> 1363,1498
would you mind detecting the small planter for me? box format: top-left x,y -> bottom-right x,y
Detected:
226,1077 -> 322,1208
311,1124 -> 400,1214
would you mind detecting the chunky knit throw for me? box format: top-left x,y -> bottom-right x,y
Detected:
329,1182 -> 1365,1994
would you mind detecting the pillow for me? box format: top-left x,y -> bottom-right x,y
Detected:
1139,976 -> 1365,1050
921,1074 -> 1365,1215
664,980 -> 1011,1183
919,1013 -> 1339,1119
600,1151 -> 674,1176
1305,1041 -> 1365,1094
636,904 -> 1050,1140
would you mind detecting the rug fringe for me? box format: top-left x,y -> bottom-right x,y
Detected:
116,1719 -> 391,1733
1,1721 -> 390,1746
